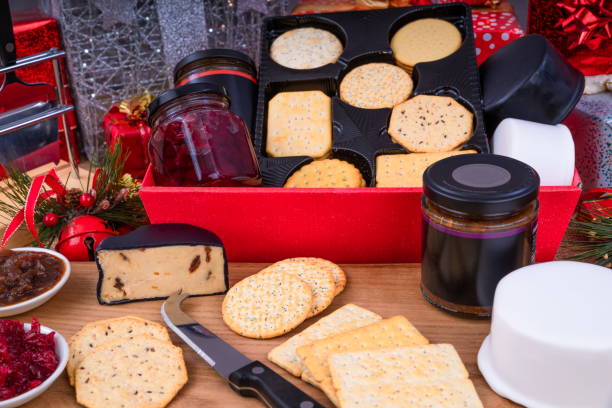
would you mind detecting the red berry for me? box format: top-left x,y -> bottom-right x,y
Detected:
42,213 -> 59,227
79,193 -> 95,208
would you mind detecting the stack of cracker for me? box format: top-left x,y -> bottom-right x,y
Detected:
68,316 -> 188,408
222,258 -> 347,338
268,305 -> 483,407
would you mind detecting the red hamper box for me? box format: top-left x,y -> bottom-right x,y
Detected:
140,167 -> 581,263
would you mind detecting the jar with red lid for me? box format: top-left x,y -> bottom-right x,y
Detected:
174,49 -> 257,134
147,83 -> 262,187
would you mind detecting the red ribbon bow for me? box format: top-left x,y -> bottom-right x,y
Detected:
1,169 -> 67,247
555,0 -> 612,50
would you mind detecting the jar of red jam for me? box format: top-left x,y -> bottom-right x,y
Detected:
148,83 -> 262,187
421,154 -> 539,317
174,49 -> 257,134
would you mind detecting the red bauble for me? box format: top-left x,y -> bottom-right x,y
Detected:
79,193 -> 95,208
55,216 -> 116,261
42,212 -> 59,227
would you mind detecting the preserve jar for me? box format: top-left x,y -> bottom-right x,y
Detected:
421,154 -> 539,317
148,82 -> 262,187
173,49 -> 257,133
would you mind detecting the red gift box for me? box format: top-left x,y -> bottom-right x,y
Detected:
103,107 -> 151,178
10,15 -> 79,165
473,11 -> 524,64
140,167 -> 581,263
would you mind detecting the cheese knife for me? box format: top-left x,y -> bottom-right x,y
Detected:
161,290 -> 324,408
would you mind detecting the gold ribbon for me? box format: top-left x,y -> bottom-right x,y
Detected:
117,91 -> 154,122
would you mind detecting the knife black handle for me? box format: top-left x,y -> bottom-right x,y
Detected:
228,361 -> 325,408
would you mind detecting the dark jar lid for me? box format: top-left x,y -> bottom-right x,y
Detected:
423,154 -> 540,216
148,82 -> 228,125
173,49 -> 256,81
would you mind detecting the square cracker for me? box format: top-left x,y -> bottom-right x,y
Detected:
329,344 -> 468,397
266,90 -> 332,158
267,304 -> 382,377
336,379 -> 484,408
296,316 -> 428,402
376,150 -> 476,187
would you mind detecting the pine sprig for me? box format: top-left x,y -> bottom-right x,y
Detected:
0,142 -> 148,248
563,204 -> 612,267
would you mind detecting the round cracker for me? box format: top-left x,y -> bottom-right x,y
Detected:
263,258 -> 337,316
340,63 -> 413,109
75,335 -> 187,408
388,95 -> 473,152
391,18 -> 462,68
67,316 -> 171,386
222,270 -> 312,338
283,257 -> 347,296
271,27 -> 343,70
284,159 -> 366,188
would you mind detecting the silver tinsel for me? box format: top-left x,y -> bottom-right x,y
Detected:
52,0 -> 294,164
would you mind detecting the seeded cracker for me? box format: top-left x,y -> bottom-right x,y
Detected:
268,304 -> 381,377
340,63 -> 413,109
337,379 -> 484,408
222,269 -> 313,339
266,91 -> 332,158
296,316 -> 429,404
329,344 -> 469,392
283,257 -> 348,296
284,159 -> 365,188
391,18 -> 462,69
376,150 -> 477,187
75,335 -> 187,408
388,94 -> 473,152
270,27 -> 343,70
67,316 -> 171,386
262,258 -> 336,317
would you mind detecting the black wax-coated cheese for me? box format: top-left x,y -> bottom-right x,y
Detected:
95,223 -> 229,305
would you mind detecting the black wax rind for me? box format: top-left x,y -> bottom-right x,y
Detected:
253,3 -> 490,187
95,223 -> 229,305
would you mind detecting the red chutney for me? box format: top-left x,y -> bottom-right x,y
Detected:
148,82 -> 262,187
0,318 -> 58,400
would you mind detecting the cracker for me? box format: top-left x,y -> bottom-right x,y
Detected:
268,304 -> 381,377
262,258 -> 336,317
329,344 -> 468,392
296,316 -> 429,401
285,257 -> 347,296
222,269 -> 313,339
376,150 -> 477,187
340,63 -> 413,109
337,379 -> 484,408
68,316 -> 171,386
391,18 -> 462,68
270,27 -> 343,70
388,95 -> 473,152
266,91 -> 332,159
284,159 -> 365,188
75,335 -> 187,408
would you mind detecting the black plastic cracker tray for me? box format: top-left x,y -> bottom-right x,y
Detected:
253,3 -> 490,187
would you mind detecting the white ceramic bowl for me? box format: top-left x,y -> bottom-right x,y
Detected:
478,261 -> 612,408
0,324 -> 69,408
0,248 -> 70,317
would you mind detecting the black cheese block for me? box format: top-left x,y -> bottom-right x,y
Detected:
95,223 -> 229,305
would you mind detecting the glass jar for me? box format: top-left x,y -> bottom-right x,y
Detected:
148,82 -> 262,187
173,49 -> 257,134
421,154 -> 540,317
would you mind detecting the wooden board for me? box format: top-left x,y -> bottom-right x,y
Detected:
18,262 -> 519,407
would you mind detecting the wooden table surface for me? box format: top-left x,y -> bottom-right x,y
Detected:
19,262 -> 519,408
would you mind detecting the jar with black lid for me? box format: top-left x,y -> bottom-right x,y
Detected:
174,49 -> 257,134
421,154 -> 540,317
148,82 -> 261,187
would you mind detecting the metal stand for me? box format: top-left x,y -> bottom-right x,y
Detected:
0,48 -> 78,173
